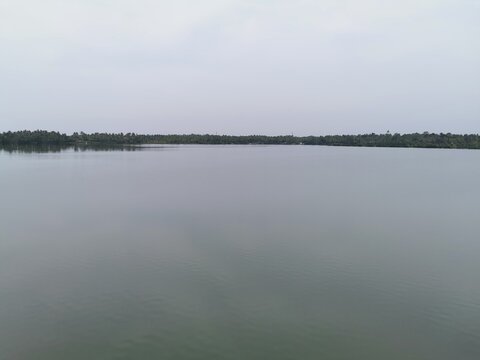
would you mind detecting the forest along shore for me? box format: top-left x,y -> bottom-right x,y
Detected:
2,130 -> 480,149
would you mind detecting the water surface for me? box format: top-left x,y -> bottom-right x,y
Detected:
1,145 -> 479,359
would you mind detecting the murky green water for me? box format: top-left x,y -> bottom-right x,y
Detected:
1,145 -> 479,359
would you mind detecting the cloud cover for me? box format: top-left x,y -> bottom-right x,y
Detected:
1,0 -> 479,134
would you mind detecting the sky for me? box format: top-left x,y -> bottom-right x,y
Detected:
0,0 -> 479,135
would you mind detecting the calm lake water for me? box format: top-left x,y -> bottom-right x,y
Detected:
1,145 -> 479,360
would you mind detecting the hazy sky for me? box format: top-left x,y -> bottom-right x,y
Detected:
1,0 -> 479,135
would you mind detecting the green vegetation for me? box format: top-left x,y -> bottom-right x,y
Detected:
1,130 -> 480,149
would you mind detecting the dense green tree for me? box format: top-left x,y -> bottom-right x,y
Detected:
2,130 -> 480,149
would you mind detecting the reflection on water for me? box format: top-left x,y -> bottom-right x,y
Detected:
0,144 -> 148,154
0,145 -> 479,360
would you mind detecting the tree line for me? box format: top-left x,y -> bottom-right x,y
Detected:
1,130 -> 480,149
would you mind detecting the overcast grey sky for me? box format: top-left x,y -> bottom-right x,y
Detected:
1,0 -> 479,135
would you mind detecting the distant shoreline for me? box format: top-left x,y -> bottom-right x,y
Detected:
2,130 -> 480,150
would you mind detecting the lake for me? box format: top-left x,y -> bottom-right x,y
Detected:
1,145 -> 479,359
